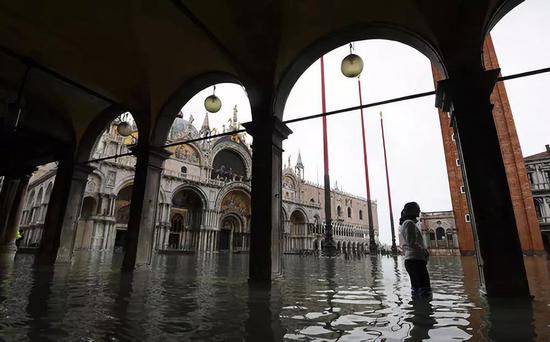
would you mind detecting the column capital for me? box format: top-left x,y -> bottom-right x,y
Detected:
72,163 -> 95,182
129,145 -> 172,169
435,68 -> 500,113
243,116 -> 292,146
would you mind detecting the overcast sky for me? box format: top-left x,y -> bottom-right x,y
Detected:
178,0 -> 550,245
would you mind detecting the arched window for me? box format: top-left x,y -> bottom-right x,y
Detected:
115,185 -> 133,224
428,230 -> 436,248
211,149 -> 246,180
446,229 -> 454,247
436,227 -> 445,240
534,199 -> 542,218
337,206 -> 342,217
80,197 -> 97,220
347,207 -> 352,218
169,213 -> 184,249
359,210 -> 363,220
181,166 -> 187,175
171,214 -> 184,232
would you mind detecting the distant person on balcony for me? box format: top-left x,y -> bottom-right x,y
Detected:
399,202 -> 432,299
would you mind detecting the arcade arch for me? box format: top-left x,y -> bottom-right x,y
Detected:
167,187 -> 204,251
289,210 -> 308,253
217,189 -> 251,252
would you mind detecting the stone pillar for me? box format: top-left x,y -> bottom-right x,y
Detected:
122,146 -> 171,271
102,222 -> 111,250
436,69 -> 529,297
209,230 -> 214,252
55,164 -> 94,263
35,161 -> 90,265
0,177 -> 20,248
243,116 -> 292,282
0,169 -> 33,254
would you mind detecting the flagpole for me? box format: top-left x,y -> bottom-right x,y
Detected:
380,111 -> 397,254
357,78 -> 378,254
320,56 -> 337,256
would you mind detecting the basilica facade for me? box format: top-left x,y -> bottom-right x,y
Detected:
18,108 -> 378,256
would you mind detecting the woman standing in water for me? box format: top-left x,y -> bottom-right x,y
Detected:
399,202 -> 432,299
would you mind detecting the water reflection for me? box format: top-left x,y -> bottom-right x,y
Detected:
246,282 -> 285,341
404,300 -> 435,341
0,253 -> 548,341
486,298 -> 535,341
26,267 -> 55,341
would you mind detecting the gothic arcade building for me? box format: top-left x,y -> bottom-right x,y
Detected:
18,109 -> 378,255
525,144 -> 550,250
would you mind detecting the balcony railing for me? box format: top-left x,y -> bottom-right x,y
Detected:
162,170 -> 247,188
531,182 -> 550,191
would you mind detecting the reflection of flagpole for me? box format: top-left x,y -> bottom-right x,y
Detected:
320,56 -> 336,256
357,78 -> 377,253
380,112 -> 397,254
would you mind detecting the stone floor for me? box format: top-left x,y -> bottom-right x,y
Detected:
0,253 -> 549,341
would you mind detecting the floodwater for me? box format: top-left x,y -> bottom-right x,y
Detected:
0,253 -> 549,341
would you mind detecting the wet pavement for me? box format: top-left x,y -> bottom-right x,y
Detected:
0,253 -> 549,341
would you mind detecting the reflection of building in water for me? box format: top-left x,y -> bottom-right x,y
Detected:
418,211 -> 459,256
18,107 -> 378,254
524,144 -> 550,251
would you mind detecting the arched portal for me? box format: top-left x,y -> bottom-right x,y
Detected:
218,189 -> 250,252
74,196 -> 97,250
115,185 -> 133,225
289,210 -> 307,253
171,187 -> 204,251
114,184 -> 133,251
219,215 -> 241,251
169,214 -> 184,249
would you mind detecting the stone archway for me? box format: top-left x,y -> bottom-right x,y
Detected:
170,187 -> 204,251
73,196 -> 97,251
289,210 -> 307,253
218,189 -> 251,252
114,184 -> 133,251
219,215 -> 241,252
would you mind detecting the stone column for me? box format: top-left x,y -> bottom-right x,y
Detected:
54,163 -> 94,263
35,161 -> 91,265
0,169 -> 33,254
214,230 -> 218,251
0,177 -> 20,248
243,116 -> 292,282
436,69 -> 529,297
122,146 -> 171,271
211,230 -> 215,252
102,221 -> 111,250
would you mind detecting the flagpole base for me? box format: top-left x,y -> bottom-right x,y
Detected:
369,241 -> 378,254
322,237 -> 338,257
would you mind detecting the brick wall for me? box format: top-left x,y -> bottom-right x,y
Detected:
432,34 -> 544,255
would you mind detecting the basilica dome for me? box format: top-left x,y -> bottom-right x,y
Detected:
169,115 -> 199,141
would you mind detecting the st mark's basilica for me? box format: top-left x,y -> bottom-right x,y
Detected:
17,106 -> 379,256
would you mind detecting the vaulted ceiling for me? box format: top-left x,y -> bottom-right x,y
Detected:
0,0 -> 522,168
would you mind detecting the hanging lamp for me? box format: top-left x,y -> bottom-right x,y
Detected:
116,112 -> 133,137
204,85 -> 222,113
341,43 -> 364,78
